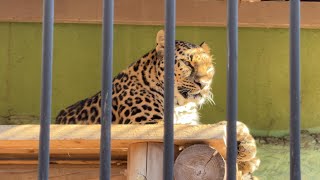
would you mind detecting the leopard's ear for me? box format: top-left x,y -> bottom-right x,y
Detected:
156,30 -> 165,56
200,41 -> 211,54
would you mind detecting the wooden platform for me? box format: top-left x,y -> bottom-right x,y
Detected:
0,124 -> 227,179
0,124 -> 226,164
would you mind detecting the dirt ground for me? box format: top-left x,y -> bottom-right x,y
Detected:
253,131 -> 320,180
255,130 -> 320,149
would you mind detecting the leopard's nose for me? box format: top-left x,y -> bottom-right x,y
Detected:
201,82 -> 208,89
195,80 -> 210,89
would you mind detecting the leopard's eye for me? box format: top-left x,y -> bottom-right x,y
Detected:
182,61 -> 195,77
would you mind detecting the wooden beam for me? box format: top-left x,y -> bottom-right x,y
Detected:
0,124 -> 226,164
0,0 -> 319,28
0,164 -> 126,180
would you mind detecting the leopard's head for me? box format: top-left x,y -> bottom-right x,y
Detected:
155,30 -> 215,106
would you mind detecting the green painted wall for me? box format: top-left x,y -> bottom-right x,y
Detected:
1,22 -> 320,135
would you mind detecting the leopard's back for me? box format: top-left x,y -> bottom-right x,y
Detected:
56,92 -> 103,124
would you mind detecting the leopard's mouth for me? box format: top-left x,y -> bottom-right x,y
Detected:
178,88 -> 203,100
190,92 -> 202,99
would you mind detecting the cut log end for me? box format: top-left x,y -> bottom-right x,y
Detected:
174,144 -> 226,180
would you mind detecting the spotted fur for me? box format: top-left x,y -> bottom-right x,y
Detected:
55,30 -> 214,125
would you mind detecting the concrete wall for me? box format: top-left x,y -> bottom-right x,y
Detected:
1,23 -> 320,136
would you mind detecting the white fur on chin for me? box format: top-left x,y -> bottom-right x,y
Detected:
174,102 -> 200,125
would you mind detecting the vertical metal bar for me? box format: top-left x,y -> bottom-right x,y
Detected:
226,0 -> 238,179
163,0 -> 176,179
290,0 -> 301,178
100,0 -> 113,179
38,0 -> 54,179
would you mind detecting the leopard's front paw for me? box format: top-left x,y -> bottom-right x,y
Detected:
218,121 -> 257,161
241,173 -> 260,180
236,121 -> 257,161
217,120 -> 260,176
235,121 -> 260,178
238,157 -> 260,175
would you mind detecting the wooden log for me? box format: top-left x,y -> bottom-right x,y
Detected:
127,142 -> 178,180
174,144 -> 225,180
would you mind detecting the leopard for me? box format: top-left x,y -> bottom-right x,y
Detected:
55,30 -> 260,179
55,30 -> 215,125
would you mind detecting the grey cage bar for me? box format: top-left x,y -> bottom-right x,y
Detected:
35,0 -> 302,179
38,0 -> 54,179
226,0 -> 238,179
100,0 -> 114,179
290,0 -> 301,178
163,0 -> 176,179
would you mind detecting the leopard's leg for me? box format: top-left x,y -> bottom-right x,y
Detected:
241,173 -> 260,180
217,121 -> 260,176
238,157 -> 260,176
236,121 -> 257,161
